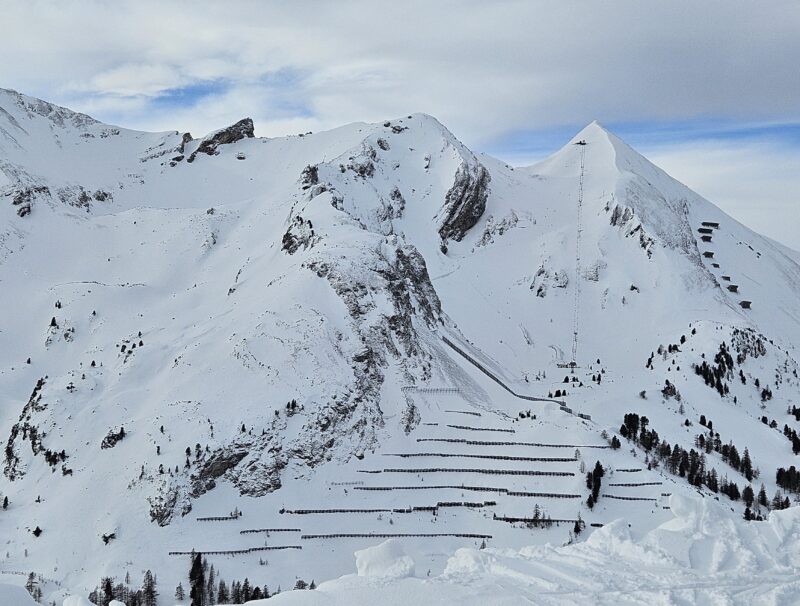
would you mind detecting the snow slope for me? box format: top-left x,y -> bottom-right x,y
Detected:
250,494 -> 800,606
1,87 -> 800,604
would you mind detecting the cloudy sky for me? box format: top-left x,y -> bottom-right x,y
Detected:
2,1 -> 799,248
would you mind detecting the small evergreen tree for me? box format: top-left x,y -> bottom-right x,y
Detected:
758,484 -> 769,508
189,553 -> 205,606
142,570 -> 158,606
216,580 -> 229,604
742,485 -> 755,508
25,573 -> 37,600
206,565 -> 216,604
175,582 -> 186,601
741,448 -> 754,482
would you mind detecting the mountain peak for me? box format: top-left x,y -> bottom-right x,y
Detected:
571,119 -> 609,142
3,88 -> 800,603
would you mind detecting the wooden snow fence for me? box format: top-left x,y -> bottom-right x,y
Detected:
506,490 -> 581,499
240,528 -> 301,535
604,495 -> 658,502
354,484 -> 505,493
301,532 -> 492,540
607,482 -> 662,487
382,453 -> 575,462
352,485 -> 581,499
446,424 -> 515,433
169,545 -> 301,556
493,514 -> 582,525
280,502 -> 497,515
440,336 -> 564,404
361,467 -> 575,477
196,515 -> 240,522
416,438 -> 609,448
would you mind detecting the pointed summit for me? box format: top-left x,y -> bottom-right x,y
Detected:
569,120 -> 611,145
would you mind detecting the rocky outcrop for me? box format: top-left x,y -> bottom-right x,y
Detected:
4,378 -> 48,480
300,165 -> 319,188
186,118 -> 254,162
438,161 -> 491,242
607,202 -> 655,258
288,240 -> 441,466
8,185 -> 49,217
2,88 -> 98,130
476,211 -> 519,247
148,481 -> 191,526
281,214 -> 317,254
529,264 -> 569,298
100,427 -> 126,450
190,447 -> 249,496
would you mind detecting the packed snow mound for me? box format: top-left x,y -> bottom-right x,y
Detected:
62,597 -> 94,606
0,584 -> 38,606
264,496 -> 800,605
355,539 -> 415,579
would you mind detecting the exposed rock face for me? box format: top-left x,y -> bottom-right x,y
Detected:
2,88 -> 98,130
438,161 -> 491,242
4,378 -> 47,480
100,428 -> 126,450
9,185 -> 50,217
607,202 -> 655,258
187,118 -> 254,162
300,165 -> 319,188
281,214 -> 317,254
190,447 -> 249,496
529,263 -> 570,298
476,211 -> 519,247
147,481 -> 191,526
190,422 -> 287,499
296,240 -> 441,465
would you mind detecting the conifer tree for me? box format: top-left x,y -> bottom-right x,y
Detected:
206,565 -> 216,604
758,484 -> 769,508
217,580 -> 229,604
742,485 -> 755,508
189,553 -> 205,606
142,570 -> 158,606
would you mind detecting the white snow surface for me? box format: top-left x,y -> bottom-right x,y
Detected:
0,584 -> 38,606
216,495 -> 800,605
354,539 -> 415,579
2,88 -> 800,603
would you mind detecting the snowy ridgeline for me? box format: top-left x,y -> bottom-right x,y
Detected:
3,87 -> 800,603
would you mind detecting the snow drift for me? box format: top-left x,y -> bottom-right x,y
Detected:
257,495 -> 800,605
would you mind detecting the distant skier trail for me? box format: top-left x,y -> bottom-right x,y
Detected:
571,143 -> 586,364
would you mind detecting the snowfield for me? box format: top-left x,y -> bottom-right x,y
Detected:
2,87 -> 800,604
255,494 -> 800,605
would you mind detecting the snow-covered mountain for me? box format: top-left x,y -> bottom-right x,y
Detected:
2,87 -> 800,604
